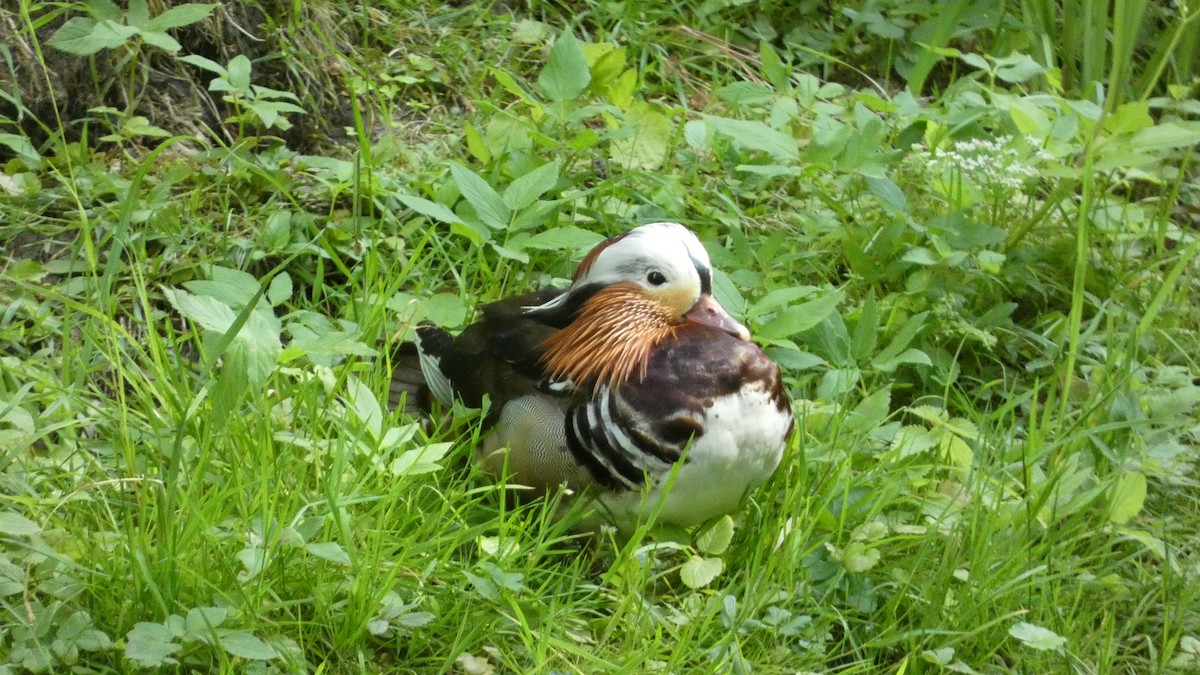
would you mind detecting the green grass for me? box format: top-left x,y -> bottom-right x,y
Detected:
2,0 -> 1199,672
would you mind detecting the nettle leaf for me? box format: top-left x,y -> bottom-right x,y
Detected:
450,162 -> 510,230
125,622 -> 181,667
144,3 -> 218,31
522,226 -> 606,253
705,115 -> 800,162
539,31 -> 590,101
1008,622 -> 1066,651
696,515 -> 735,556
841,542 -> 881,573
184,606 -> 229,636
0,510 -> 40,536
217,630 -> 277,660
226,54 -> 252,90
306,541 -> 352,565
503,160 -> 559,211
390,442 -> 451,476
891,425 -> 937,457
397,194 -> 465,226
48,18 -> 137,56
756,291 -> 843,341
422,293 -> 468,328
992,52 -> 1045,83
680,555 -> 723,589
1109,471 -> 1147,524
611,102 -> 674,170
164,288 -> 236,333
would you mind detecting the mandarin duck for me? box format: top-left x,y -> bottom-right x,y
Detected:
402,222 -> 793,530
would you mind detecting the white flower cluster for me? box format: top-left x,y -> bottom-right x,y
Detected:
911,136 -> 1051,193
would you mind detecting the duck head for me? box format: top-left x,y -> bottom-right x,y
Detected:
530,222 -> 750,387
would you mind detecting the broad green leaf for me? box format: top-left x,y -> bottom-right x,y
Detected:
715,81 -> 775,106
345,377 -> 383,439
164,288 -> 236,333
463,123 -> 491,164
503,160 -> 559,211
391,442 -> 451,476
522,226 -> 606,252
705,115 -> 800,162
0,511 -> 39,536
992,52 -> 1045,83
226,54 -> 252,90
125,623 -> 181,667
266,272 -> 292,306
0,133 -> 41,166
891,425 -> 937,457
144,3 -> 218,31
539,31 -> 590,101
756,291 -> 843,341
450,162 -> 510,230
758,40 -> 790,91
48,18 -> 137,56
872,311 -> 929,366
186,265 -> 260,308
422,293 -> 468,328
1129,121 -> 1200,153
140,30 -> 181,52
179,53 -> 226,76
611,103 -> 673,170
127,0 -> 149,27
397,194 -> 465,226
184,606 -> 228,635
1109,471 -> 1147,524
1008,622 -> 1066,651
217,630 -> 277,660
842,542 -> 880,573
680,555 -> 723,589
306,541 -> 352,565
865,176 -> 907,213
696,515 -> 734,555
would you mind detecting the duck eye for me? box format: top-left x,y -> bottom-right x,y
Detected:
647,271 -> 667,286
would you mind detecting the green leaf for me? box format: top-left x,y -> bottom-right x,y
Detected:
696,515 -> 734,555
179,53 -> 226,76
184,606 -> 228,636
450,162 -> 510,230
842,542 -> 881,573
611,103 -> 674,170
865,176 -> 907,214
758,40 -> 790,91
137,29 -> 179,51
125,623 -> 181,667
680,555 -> 723,589
422,293 -> 468,328
127,0 -> 149,27
345,377 -> 383,439
390,442 -> 451,476
1109,471 -> 1147,524
503,160 -> 559,211
705,115 -> 799,162
217,630 -> 277,660
0,511 -> 40,536
48,18 -> 137,56
306,541 -> 352,565
226,54 -> 252,90
144,3 -> 218,31
1008,622 -> 1066,651
522,226 -> 606,252
164,288 -> 236,333
992,52 -> 1045,83
539,31 -> 590,101
266,272 -> 292,306
756,291 -> 843,341
0,133 -> 42,166
397,194 -> 465,226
